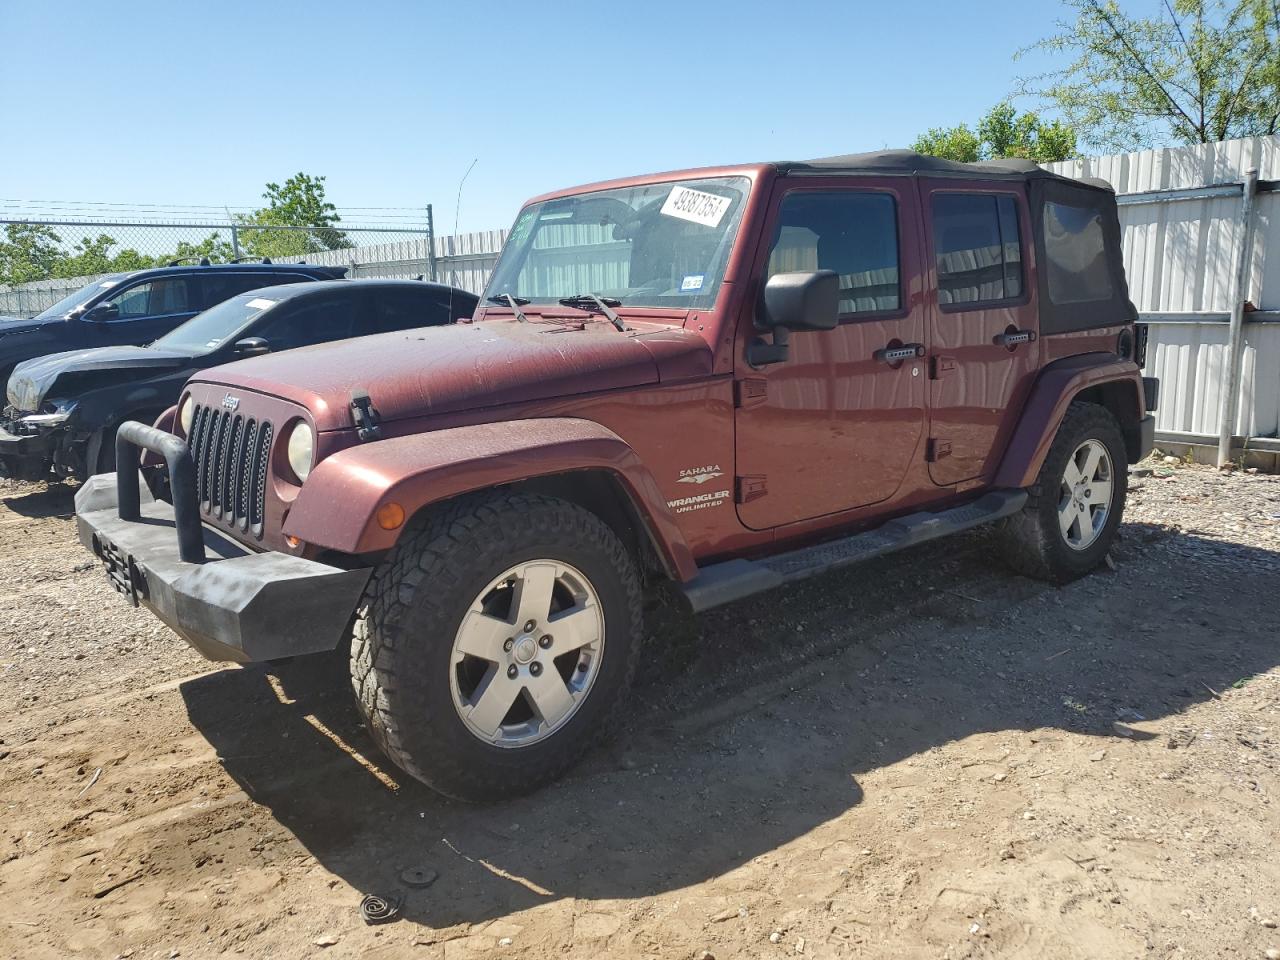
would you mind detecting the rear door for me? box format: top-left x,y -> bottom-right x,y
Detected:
733,177 -> 927,530
922,183 -> 1040,486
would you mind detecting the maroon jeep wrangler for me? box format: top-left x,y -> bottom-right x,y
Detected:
75,151 -> 1157,800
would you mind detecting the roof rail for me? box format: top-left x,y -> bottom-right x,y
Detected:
166,256 -> 212,267
229,255 -> 274,264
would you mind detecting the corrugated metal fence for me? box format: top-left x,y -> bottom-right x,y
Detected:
1044,136 -> 1279,456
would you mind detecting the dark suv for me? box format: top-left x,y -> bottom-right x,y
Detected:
2,280 -> 478,481
0,261 -> 347,389
76,151 -> 1157,802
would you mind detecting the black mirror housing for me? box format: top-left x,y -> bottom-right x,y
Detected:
83,303 -> 119,323
233,337 -> 270,357
761,270 -> 839,332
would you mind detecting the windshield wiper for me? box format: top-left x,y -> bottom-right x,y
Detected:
487,293 -> 530,322
558,294 -> 626,332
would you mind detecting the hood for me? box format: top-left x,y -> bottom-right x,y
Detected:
192,318 -> 711,431
0,316 -> 59,342
7,345 -> 189,413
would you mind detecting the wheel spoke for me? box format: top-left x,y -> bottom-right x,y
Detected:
454,610 -> 513,662
1062,456 -> 1084,488
513,562 -> 558,627
547,602 -> 599,653
1087,474 -> 1113,509
465,666 -> 520,739
526,668 -> 575,729
1058,499 -> 1079,539
1080,443 -> 1103,482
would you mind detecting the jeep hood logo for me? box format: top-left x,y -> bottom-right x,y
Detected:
677,465 -> 723,485
221,394 -> 240,411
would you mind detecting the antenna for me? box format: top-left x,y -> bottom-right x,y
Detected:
446,158 -> 478,322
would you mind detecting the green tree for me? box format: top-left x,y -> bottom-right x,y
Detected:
912,102 -> 1078,162
0,223 -> 63,286
165,232 -> 237,265
237,172 -> 351,259
1022,0 -> 1280,151
51,235 -> 156,278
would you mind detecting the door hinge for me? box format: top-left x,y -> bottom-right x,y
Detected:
926,439 -> 953,462
930,355 -> 957,379
735,378 -> 768,408
735,475 -> 768,503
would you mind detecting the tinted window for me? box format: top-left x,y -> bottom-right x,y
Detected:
767,192 -> 900,314
373,289 -> 453,333
104,278 -> 192,318
1043,201 -> 1114,304
932,194 -> 1023,305
200,272 -> 306,308
255,294 -> 356,350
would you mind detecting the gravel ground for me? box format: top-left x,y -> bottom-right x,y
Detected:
0,462 -> 1277,960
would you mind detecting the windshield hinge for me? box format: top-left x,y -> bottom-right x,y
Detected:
350,389 -> 383,442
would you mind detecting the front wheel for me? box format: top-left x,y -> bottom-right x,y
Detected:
997,401 -> 1128,583
350,492 -> 643,801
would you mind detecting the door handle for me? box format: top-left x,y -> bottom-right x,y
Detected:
994,329 -> 1038,348
873,343 -> 925,364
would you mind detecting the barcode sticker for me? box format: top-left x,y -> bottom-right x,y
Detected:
661,186 -> 731,228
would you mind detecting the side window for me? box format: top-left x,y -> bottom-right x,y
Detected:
372,290 -> 451,333
932,194 -> 1024,306
1042,201 -> 1114,304
766,191 -> 900,315
255,295 -> 356,351
200,273 -> 302,308
104,278 -> 193,319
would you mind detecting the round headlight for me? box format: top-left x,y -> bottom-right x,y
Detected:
178,395 -> 194,435
287,421 -> 315,482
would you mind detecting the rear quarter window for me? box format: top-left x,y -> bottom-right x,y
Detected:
1042,201 -> 1114,305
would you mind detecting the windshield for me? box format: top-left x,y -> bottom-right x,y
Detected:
32,276 -> 127,320
484,176 -> 751,310
151,292 -> 281,353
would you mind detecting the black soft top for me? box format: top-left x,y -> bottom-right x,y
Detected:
777,149 -> 1114,192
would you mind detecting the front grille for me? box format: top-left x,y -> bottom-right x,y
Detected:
187,404 -> 273,536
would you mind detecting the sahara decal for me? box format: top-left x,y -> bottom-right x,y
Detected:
677,464 -> 723,485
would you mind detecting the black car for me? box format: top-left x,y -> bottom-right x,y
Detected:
0,261 -> 348,387
1,279 -> 478,481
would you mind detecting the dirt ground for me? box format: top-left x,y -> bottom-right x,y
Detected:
1,461 -> 1278,960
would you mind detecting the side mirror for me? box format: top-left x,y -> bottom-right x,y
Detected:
233,337 -> 270,357
761,270 -> 840,332
748,270 -> 840,367
83,303 -> 119,323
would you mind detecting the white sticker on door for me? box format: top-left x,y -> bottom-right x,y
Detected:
661,186 -> 731,228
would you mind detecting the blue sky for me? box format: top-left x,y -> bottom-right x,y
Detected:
0,0 -> 1066,234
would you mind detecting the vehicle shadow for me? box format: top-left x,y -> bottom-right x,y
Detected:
0,480 -> 76,518
179,523 -> 1280,930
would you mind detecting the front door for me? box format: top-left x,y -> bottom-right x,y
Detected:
921,182 -> 1041,486
734,179 -> 927,530
96,276 -> 200,346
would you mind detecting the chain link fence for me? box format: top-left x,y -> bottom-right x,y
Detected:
0,212 -> 487,317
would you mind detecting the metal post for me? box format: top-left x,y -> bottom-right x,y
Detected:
426,204 -> 438,282
230,224 -> 242,260
1217,168 -> 1259,467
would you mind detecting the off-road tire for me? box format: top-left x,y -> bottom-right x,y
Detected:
997,401 -> 1128,583
350,492 -> 643,801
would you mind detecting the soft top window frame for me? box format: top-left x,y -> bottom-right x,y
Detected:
1030,179 -> 1136,335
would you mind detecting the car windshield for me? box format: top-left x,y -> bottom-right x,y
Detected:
31,276 -> 127,320
151,292 -> 281,354
483,176 -> 751,310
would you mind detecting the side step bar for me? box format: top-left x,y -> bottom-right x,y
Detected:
681,490 -> 1028,613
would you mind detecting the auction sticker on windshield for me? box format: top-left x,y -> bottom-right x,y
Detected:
245,298 -> 277,310
661,186 -> 731,228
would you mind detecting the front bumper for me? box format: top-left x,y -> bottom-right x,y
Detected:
74,421 -> 370,663
0,423 -> 57,478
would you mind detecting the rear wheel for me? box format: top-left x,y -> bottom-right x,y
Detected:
350,492 -> 643,801
997,401 -> 1127,583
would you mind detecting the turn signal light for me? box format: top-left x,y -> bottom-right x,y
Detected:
376,502 -> 406,531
